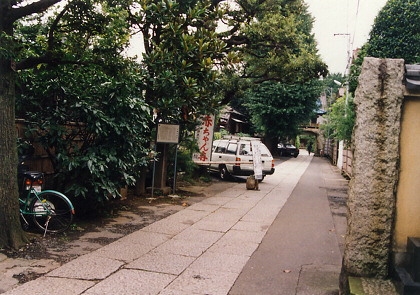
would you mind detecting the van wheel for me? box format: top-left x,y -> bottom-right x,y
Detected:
219,166 -> 230,180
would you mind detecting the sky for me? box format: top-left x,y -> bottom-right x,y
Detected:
304,0 -> 388,74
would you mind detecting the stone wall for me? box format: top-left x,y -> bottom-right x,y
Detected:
341,58 -> 405,280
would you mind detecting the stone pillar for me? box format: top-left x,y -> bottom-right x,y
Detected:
154,143 -> 171,194
341,58 -> 405,285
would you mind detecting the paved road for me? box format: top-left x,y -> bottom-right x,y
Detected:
230,156 -> 348,295
4,153 -> 348,295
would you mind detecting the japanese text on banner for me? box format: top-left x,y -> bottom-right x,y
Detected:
193,114 -> 215,164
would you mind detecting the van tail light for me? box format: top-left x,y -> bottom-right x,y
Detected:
272,159 -> 274,168
236,157 -> 241,166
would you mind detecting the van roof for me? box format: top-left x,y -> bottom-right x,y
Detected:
221,135 -> 261,141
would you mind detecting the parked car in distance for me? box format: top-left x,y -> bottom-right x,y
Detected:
209,137 -> 275,180
277,143 -> 299,157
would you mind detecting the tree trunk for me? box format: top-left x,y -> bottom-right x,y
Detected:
263,136 -> 276,155
0,58 -> 29,249
134,167 -> 147,195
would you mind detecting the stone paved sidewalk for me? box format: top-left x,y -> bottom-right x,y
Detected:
4,154 -> 313,295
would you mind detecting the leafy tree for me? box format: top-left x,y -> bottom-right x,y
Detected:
134,0 -> 226,124
243,80 -> 323,150
17,64 -> 151,207
1,0 -> 147,249
323,73 -> 345,99
131,0 -> 229,187
218,0 -> 327,145
14,2 -> 151,207
321,95 -> 355,144
219,0 -> 327,84
349,0 -> 420,94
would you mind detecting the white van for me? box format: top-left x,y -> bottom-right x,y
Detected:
209,137 -> 275,180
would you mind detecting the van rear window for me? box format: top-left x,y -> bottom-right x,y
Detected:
239,142 -> 271,157
239,143 -> 252,155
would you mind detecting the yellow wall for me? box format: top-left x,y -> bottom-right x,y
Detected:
394,96 -> 420,252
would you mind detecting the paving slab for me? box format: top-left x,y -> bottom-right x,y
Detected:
0,256 -> 60,293
117,230 -> 171,245
163,209 -> 209,225
189,251 -> 249,274
231,220 -> 271,233
205,207 -> 248,221
152,238 -> 212,258
222,198 -> 260,209
184,202 -> 221,212
158,289 -> 204,295
296,264 -> 342,295
126,250 -> 195,275
199,196 -> 233,206
172,228 -> 223,244
191,218 -> 237,233
46,254 -> 123,280
219,229 -> 266,244
165,268 -> 239,295
4,277 -> 94,295
93,239 -> 156,262
140,218 -> 191,236
83,269 -> 176,295
207,237 -> 260,257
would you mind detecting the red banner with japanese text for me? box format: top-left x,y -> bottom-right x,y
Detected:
192,114 -> 215,164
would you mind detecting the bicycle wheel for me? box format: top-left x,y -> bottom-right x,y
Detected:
30,192 -> 73,233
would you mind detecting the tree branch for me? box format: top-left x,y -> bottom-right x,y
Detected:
252,77 -> 283,84
224,35 -> 249,46
47,2 -> 70,52
15,55 -> 89,71
8,0 -> 63,23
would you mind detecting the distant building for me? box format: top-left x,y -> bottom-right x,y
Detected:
218,106 -> 250,134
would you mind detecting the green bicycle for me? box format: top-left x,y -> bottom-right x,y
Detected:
19,170 -> 74,235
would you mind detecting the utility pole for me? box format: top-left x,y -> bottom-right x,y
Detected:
334,33 -> 351,117
333,32 -> 351,170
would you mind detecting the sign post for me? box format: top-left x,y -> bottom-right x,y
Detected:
251,141 -> 263,181
152,123 -> 180,196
